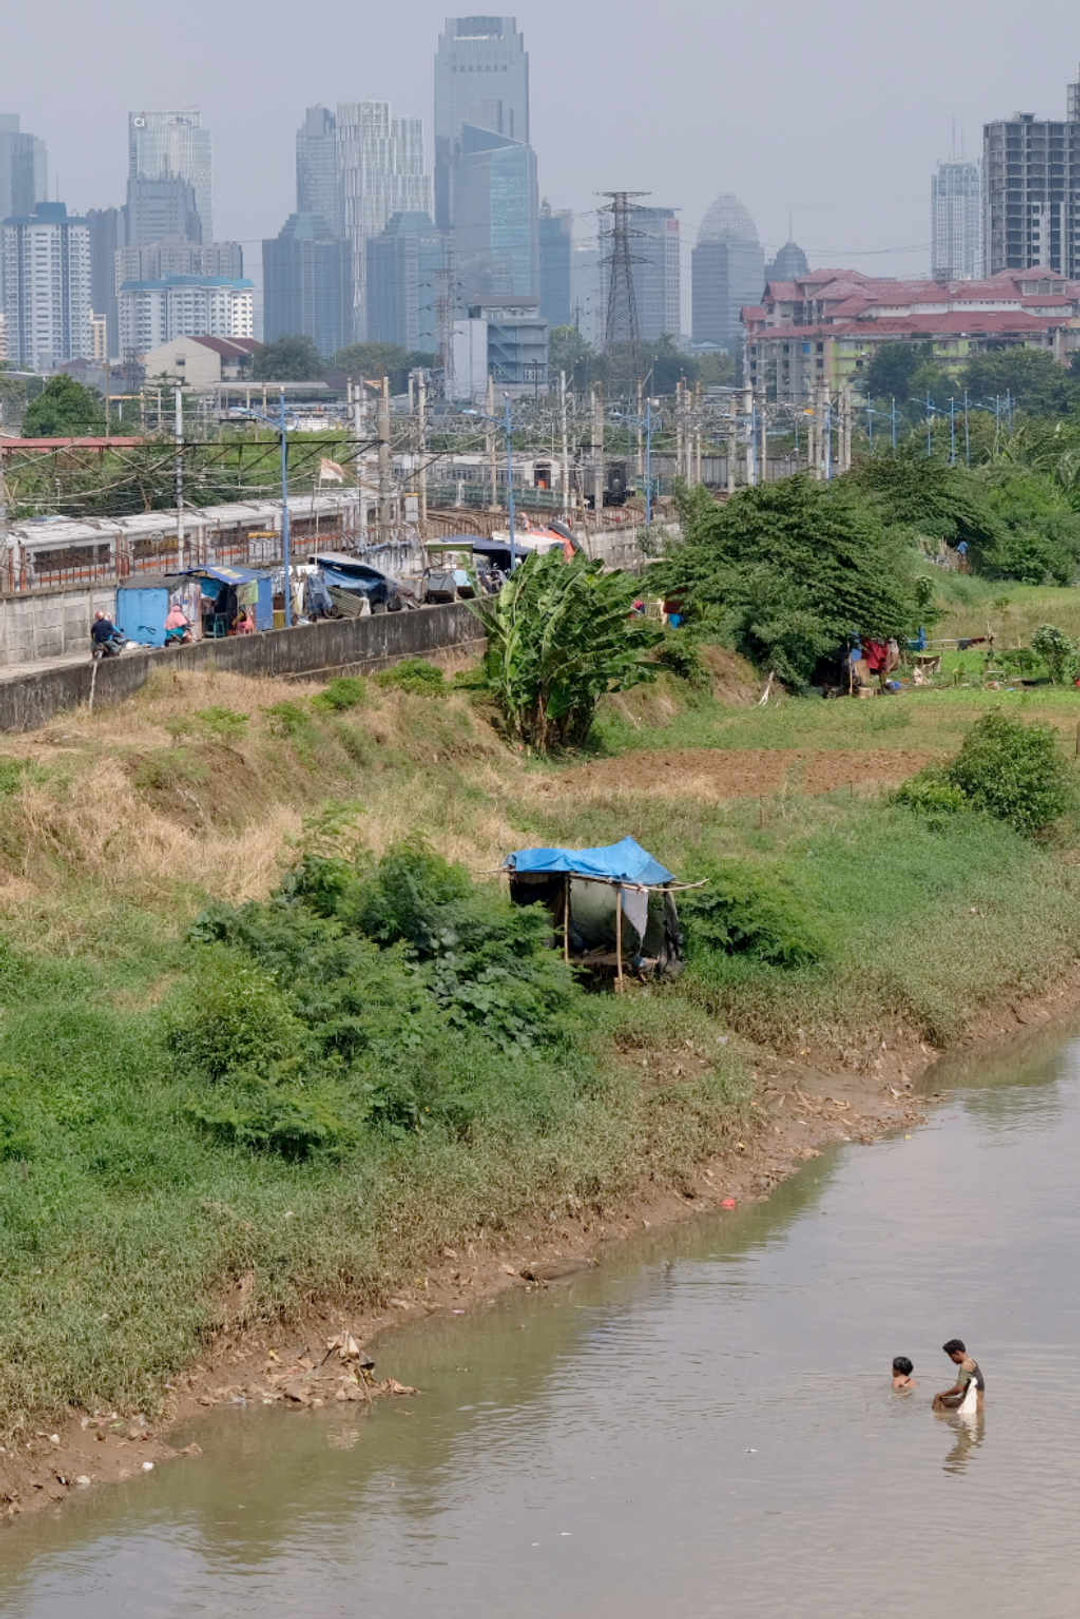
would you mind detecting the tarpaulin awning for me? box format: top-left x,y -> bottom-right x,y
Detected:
180,564 -> 266,586
504,836 -> 676,887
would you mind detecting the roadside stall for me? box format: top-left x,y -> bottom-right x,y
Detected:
115,574 -> 203,647
179,564 -> 274,638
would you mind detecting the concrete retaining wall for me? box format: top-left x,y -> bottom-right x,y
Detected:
0,584 -> 118,669
0,603 -> 485,734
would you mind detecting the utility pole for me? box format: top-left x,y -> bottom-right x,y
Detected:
726,403 -> 737,494
757,391 -> 768,486
590,384 -> 605,518
635,377 -> 645,481
824,392 -> 833,481
175,383 -> 185,571
559,369 -> 571,518
675,379 -> 685,483
417,369 -> 428,530
693,381 -> 704,486
486,373 -> 498,511
743,384 -> 754,486
504,393 -> 518,569
377,375 -> 393,547
279,387 -> 293,627
644,394 -> 654,526
0,451 -> 8,592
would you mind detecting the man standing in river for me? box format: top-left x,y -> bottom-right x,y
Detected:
933,1339 -> 985,1413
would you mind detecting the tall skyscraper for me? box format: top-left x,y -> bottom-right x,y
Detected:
539,204 -> 572,327
335,101 -> 429,340
128,111 -> 213,241
1,203 -> 92,370
629,206 -> 680,341
366,211 -> 444,351
123,175 -> 203,247
452,124 -> 537,302
984,70 -> 1080,278
434,16 -> 529,232
931,159 -> 982,279
263,214 -> 351,358
86,206 -> 123,359
296,106 -> 342,235
691,194 -> 764,352
0,115 -> 47,222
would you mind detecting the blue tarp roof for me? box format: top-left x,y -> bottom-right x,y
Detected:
179,564 -> 267,585
505,836 -> 676,887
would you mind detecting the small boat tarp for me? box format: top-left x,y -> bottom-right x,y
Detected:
504,838 -> 683,980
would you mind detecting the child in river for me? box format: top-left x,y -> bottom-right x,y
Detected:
892,1356 -> 916,1391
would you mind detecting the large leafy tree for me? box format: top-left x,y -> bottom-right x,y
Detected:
662,479 -> 918,688
961,349 -> 1080,417
22,374 -> 105,437
860,341 -> 933,403
252,336 -> 325,382
476,551 -> 662,751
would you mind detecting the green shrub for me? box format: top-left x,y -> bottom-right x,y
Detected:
192,706 -> 249,743
946,711 -> 1074,836
164,950 -> 307,1081
313,675 -> 368,711
1031,624 -> 1079,685
893,769 -> 970,826
654,633 -> 709,688
188,1078 -> 351,1161
375,659 -> 447,696
266,700 -> 317,742
680,858 -> 829,968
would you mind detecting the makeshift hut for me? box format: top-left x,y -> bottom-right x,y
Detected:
504,836 -> 686,983
116,574 -> 203,647
181,564 -> 274,637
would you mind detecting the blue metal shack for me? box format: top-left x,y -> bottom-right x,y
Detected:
115,576 -> 172,647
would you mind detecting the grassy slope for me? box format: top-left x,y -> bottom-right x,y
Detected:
0,659 -> 1078,1433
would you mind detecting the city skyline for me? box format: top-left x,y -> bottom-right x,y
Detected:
7,1 -> 1078,283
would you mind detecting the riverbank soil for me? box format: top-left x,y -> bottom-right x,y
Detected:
2,658 -> 1080,1522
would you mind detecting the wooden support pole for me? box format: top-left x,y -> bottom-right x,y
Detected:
563,875 -> 571,962
615,886 -> 624,990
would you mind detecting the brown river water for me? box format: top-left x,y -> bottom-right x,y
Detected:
1,1024 -> 1079,1617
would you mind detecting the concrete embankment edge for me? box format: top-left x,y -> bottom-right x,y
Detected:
0,603 -> 486,732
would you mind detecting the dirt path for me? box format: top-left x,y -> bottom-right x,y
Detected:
546,746 -> 937,805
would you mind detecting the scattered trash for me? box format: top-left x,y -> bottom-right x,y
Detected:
142,1462 -> 154,1473
720,1198 -> 738,1211
74,1476 -> 91,1488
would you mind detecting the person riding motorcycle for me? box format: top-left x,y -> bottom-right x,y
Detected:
90,610 -> 124,659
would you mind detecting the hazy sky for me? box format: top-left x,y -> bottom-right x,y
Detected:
4,0 -> 1080,274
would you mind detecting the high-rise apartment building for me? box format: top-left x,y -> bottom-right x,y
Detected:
931,159 -> 983,280
128,111 -> 213,241
335,101 -> 429,341
124,175 -> 202,247
86,206 -> 123,359
0,115 -> 47,223
117,274 -> 253,357
539,205 -> 572,327
627,206 -> 681,341
296,106 -> 343,235
434,16 -> 529,232
1,203 -> 92,370
691,194 -> 764,352
263,214 -> 352,358
984,70 -> 1080,278
366,211 -> 444,351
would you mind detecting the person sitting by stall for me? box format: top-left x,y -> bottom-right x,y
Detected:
234,608 -> 256,635
164,602 -> 193,646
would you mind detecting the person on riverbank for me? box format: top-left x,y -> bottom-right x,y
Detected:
892,1356 -> 916,1391
933,1339 -> 984,1413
